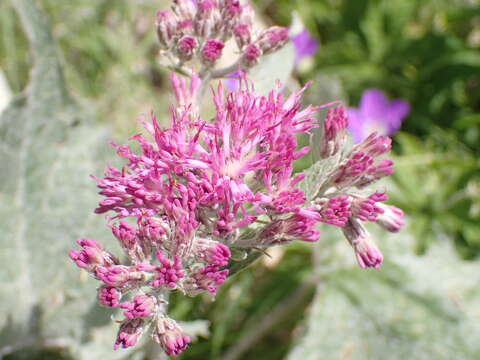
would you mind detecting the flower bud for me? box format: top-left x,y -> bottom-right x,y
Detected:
98,285 -> 122,307
175,36 -> 198,61
222,0 -> 242,20
376,204 -> 405,232
356,132 -> 392,157
342,218 -> 383,269
319,105 -> 349,158
69,238 -> 117,272
233,24 -> 251,49
193,237 -> 231,266
114,318 -> 145,350
256,213 -> 320,246
156,10 -> 178,49
138,216 -> 169,247
240,44 -> 262,68
195,0 -> 220,38
154,317 -> 191,356
257,26 -> 289,54
174,0 -> 197,21
111,221 -> 148,263
191,265 -> 228,294
151,252 -> 184,288
96,265 -> 144,288
120,294 -> 158,319
350,192 -> 387,222
313,195 -> 352,227
201,39 -> 225,66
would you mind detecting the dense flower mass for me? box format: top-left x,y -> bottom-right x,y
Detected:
70,73 -> 404,355
69,0 -> 405,357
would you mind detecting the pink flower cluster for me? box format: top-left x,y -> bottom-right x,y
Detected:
156,0 -> 288,69
69,2 -> 405,357
70,73 -> 404,355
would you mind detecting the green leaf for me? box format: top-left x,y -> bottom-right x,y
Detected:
0,0 -> 115,354
287,232 -> 480,360
297,155 -> 342,200
250,42 -> 295,96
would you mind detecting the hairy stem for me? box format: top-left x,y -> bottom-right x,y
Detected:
211,60 -> 241,79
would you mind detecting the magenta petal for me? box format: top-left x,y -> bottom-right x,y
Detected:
348,89 -> 410,142
347,108 -> 367,143
385,99 -> 410,134
292,29 -> 319,65
359,89 -> 389,119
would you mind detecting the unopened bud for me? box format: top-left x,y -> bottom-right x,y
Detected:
195,0 -> 221,38
154,317 -> 191,356
176,36 -> 198,61
222,0 -> 242,20
233,24 -> 252,49
191,265 -> 228,294
257,26 -> 289,54
376,204 -> 405,232
69,238 -> 118,273
193,237 -> 231,266
120,294 -> 158,319
98,285 -> 122,307
320,105 -> 349,158
240,44 -> 262,67
156,10 -> 178,49
342,218 -> 383,269
174,0 -> 197,21
114,318 -> 145,350
96,265 -> 144,288
201,39 -> 224,66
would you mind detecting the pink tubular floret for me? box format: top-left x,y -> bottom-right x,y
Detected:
320,105 -> 349,158
342,218 -> 383,269
120,294 -> 157,319
114,318 -> 145,350
192,265 -> 229,294
315,196 -> 352,227
96,265 -> 142,288
151,252 -> 184,288
98,286 -> 122,307
69,238 -> 116,272
155,318 -> 191,356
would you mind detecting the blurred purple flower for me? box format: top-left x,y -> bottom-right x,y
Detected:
225,70 -> 245,92
292,29 -> 319,65
347,89 -> 410,143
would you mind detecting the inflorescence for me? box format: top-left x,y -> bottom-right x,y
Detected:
69,0 -> 404,356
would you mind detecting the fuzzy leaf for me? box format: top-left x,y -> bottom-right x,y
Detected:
297,155 -> 342,200
250,42 -> 296,96
0,0 -> 115,353
288,230 -> 480,360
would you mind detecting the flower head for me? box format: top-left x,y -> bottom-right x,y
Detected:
154,317 -> 191,356
70,3 -> 405,356
342,218 -> 383,269
120,294 -> 158,319
98,286 -> 122,307
114,318 -> 145,350
69,238 -> 117,272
